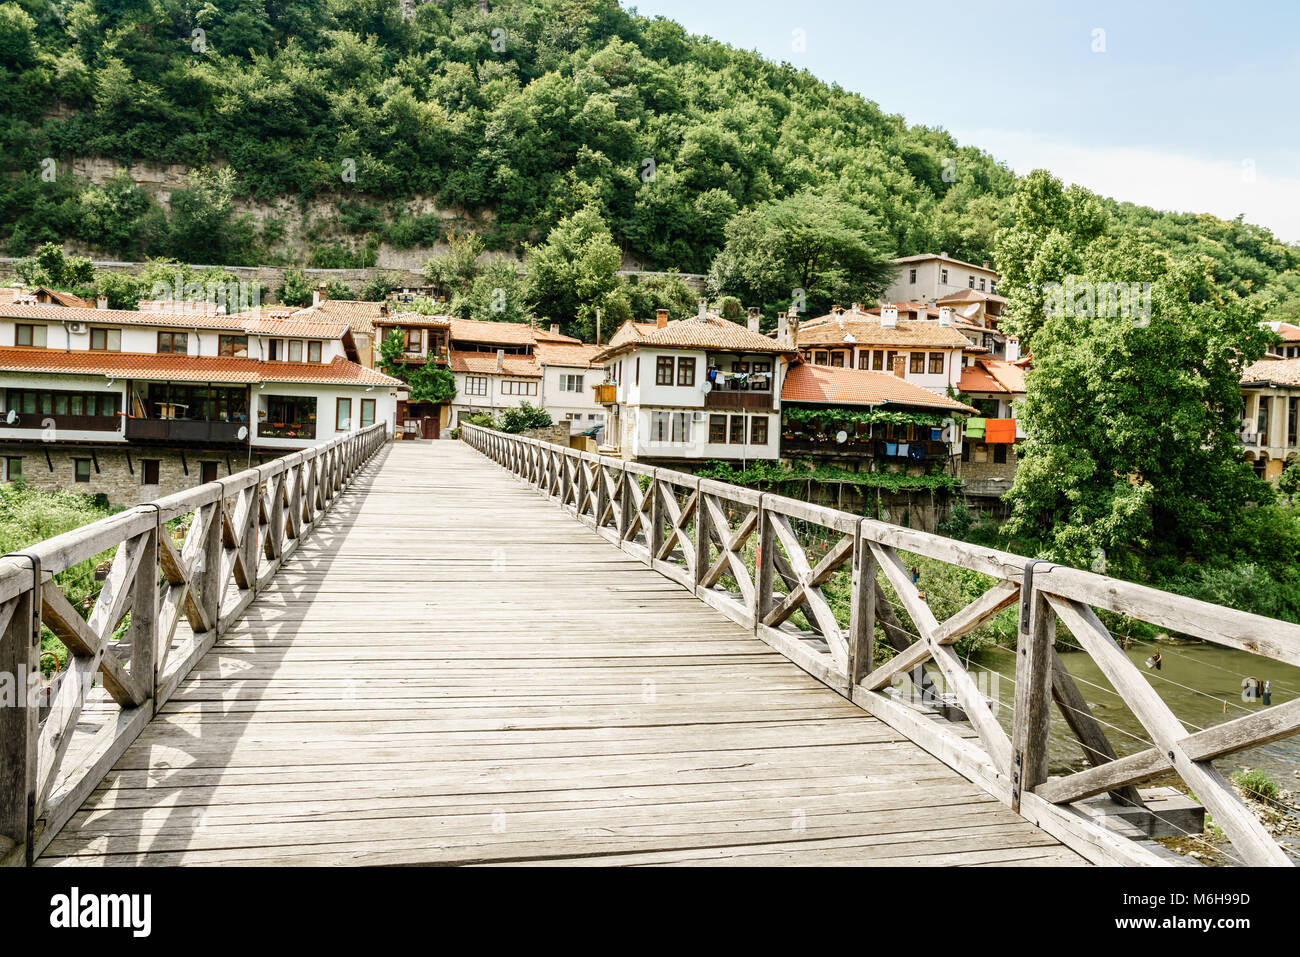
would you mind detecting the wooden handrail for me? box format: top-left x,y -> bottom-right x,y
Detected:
460,422 -> 1300,867
0,422 -> 389,866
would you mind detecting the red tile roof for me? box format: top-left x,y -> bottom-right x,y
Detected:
449,317 -> 579,347
596,314 -> 795,361
534,341 -> 604,368
781,362 -> 976,413
448,350 -> 541,378
959,358 -> 1027,395
0,347 -> 399,387
0,302 -> 247,331
299,299 -> 386,335
1242,356 -> 1300,388
798,309 -> 971,349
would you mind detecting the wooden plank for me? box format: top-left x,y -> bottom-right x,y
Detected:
1011,565 -> 1055,811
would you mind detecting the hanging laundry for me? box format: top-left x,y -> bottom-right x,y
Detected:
908,444 -> 925,462
984,418 -> 1017,443
897,442 -> 909,458
930,427 -> 943,441
885,442 -> 898,457
965,417 -> 986,439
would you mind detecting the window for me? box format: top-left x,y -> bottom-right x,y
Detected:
560,374 -> 584,392
969,276 -> 976,289
465,377 -> 488,396
729,415 -> 745,444
635,357 -> 639,386
677,357 -> 696,387
90,328 -> 121,352
15,324 -> 46,347
201,461 -> 219,484
1289,397 -> 1298,446
656,356 -> 675,385
671,412 -> 688,443
404,329 -> 423,352
651,411 -> 670,442
940,268 -> 949,284
909,353 -> 925,374
830,352 -> 844,367
709,414 -> 727,444
288,340 -> 303,362
1258,397 -> 1270,437
909,268 -> 917,284
993,444 -> 1008,465
141,459 -> 160,485
74,458 -> 92,483
308,341 -> 322,363
361,398 -> 376,427
6,389 -> 120,421
979,278 -> 986,292
218,335 -> 248,357
928,352 -> 944,374
157,331 -> 188,354
961,442 -> 971,462
886,351 -> 898,372
261,395 -> 317,439
3,457 -> 20,482
750,361 -> 771,391
501,380 -> 538,396
858,352 -> 871,370
750,416 -> 768,445
336,397 -> 352,431
814,351 -> 829,365
873,350 -> 884,371
990,282 -> 997,295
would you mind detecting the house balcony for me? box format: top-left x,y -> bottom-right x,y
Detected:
704,390 -> 773,412
593,384 -> 617,405
258,422 -> 316,441
7,414 -> 121,433
781,436 -> 951,461
125,418 -> 248,444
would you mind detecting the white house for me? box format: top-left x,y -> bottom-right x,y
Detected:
535,341 -> 605,434
591,303 -> 797,462
0,301 -> 400,501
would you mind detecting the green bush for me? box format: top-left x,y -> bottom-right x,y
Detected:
1231,769 -> 1279,802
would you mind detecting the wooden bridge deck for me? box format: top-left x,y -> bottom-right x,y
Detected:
38,441 -> 1084,866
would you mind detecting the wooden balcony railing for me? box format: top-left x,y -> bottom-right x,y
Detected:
592,384 -> 617,405
125,418 -> 247,444
461,422 -> 1300,867
703,390 -> 773,411
0,422 -> 388,866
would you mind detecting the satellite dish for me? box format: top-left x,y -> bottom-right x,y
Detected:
835,430 -> 848,444
5,410 -> 16,425
236,426 -> 249,441
702,381 -> 713,394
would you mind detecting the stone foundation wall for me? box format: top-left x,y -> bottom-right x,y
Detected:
0,444 -> 287,507
520,423 -> 572,447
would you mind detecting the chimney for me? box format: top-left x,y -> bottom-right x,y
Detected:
496,348 -> 505,372
790,317 -> 800,350
550,322 -> 560,335
938,307 -> 952,327
881,306 -> 898,329
850,302 -> 862,313
982,261 -> 990,270
746,306 -> 760,333
831,304 -> 842,315
776,312 -> 788,345
892,355 -> 906,378
1005,336 -> 1021,362
656,308 -> 669,329
697,298 -> 708,322
940,251 -> 948,258
96,296 -> 107,310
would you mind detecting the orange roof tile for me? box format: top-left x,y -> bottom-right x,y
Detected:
299,299 -> 386,335
959,358 -> 1027,395
534,342 -> 604,368
596,315 -> 795,361
797,310 -> 971,349
781,363 -> 976,413
1242,356 -> 1300,388
448,350 -> 541,378
449,317 -> 579,347
0,303 -> 247,331
0,348 -> 399,387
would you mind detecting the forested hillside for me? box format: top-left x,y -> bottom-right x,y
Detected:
0,0 -> 1297,310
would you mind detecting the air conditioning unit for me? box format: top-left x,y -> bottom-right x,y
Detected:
691,411 -> 707,423
67,322 -> 87,334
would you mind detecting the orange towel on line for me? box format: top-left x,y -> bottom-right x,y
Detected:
984,418 -> 1017,444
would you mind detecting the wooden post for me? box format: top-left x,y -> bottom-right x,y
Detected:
648,473 -> 663,566
0,580 -> 38,865
755,494 -> 775,631
198,496 -> 223,634
847,524 -> 878,687
129,521 -> 159,708
1011,560 -> 1055,812
694,490 -> 712,591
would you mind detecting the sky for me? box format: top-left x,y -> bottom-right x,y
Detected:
625,0 -> 1300,243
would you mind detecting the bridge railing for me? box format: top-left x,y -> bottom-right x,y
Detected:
0,422 -> 389,865
462,423 -> 1300,867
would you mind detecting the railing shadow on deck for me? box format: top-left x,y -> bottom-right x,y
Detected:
460,423 -> 1300,868
0,423 -> 390,866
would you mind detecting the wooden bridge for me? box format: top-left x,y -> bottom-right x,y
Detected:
1,424 -> 1297,866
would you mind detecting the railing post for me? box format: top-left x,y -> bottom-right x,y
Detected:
0,568 -> 39,866
199,494 -> 223,634
754,494 -> 774,631
1011,559 -> 1056,812
130,515 -> 159,708
693,484 -> 711,591
847,523 -> 877,688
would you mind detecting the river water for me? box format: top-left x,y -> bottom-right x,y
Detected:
898,639 -> 1300,859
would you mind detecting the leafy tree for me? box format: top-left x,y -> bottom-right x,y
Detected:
378,328 -> 456,404
450,259 -> 529,324
357,269 -> 403,302
279,268 -> 313,307
499,401 -> 552,433
1279,461 -> 1300,503
15,243 -> 93,288
423,230 -> 484,296
523,205 -> 623,341
707,192 -> 894,322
